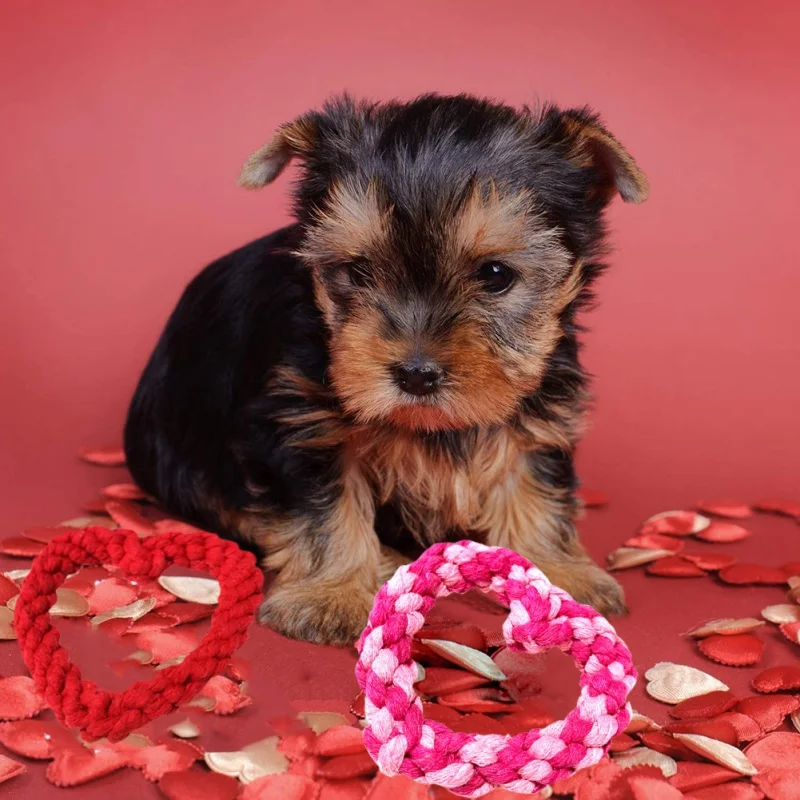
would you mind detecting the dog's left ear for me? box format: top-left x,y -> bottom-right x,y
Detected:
551,108 -> 649,204
238,115 -> 318,189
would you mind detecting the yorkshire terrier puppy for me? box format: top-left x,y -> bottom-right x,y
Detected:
125,94 -> 648,645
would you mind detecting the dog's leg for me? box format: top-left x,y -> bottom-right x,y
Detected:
252,460 -> 381,646
480,448 -> 626,615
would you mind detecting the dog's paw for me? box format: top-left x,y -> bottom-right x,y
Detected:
258,577 -> 376,646
543,561 -> 628,617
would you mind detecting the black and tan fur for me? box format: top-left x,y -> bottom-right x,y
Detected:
124,94 -> 648,645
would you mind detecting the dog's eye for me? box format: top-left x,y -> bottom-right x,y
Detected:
343,260 -> 373,288
476,261 -> 515,294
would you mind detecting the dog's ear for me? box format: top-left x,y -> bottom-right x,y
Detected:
547,107 -> 649,204
238,115 -> 318,189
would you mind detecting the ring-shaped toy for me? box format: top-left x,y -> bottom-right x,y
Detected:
355,540 -> 636,797
14,526 -> 263,742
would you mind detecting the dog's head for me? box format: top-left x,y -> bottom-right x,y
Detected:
240,94 -> 647,432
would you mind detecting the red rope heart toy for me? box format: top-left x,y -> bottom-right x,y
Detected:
356,541 -> 637,797
13,526 -> 262,742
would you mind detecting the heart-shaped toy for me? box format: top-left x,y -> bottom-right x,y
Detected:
14,526 -> 262,742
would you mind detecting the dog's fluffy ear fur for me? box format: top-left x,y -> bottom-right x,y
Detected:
238,116 -> 318,189
548,107 -> 649,204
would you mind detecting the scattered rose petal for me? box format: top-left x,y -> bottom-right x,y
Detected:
744,731 -> 800,771
124,648 -> 154,666
46,744 -> 128,786
697,633 -> 765,667
718,563 -> 788,586
642,510 -> 711,536
697,502 -> 753,519
638,732 -> 699,761
159,769 -> 240,800
129,578 -> 176,608
135,628 -> 197,664
102,482 -> 148,501
762,604 -> 800,624
609,732 -> 639,752
420,639 -> 506,681
153,519 -> 214,536
156,601 -> 215,625
297,712 -> 352,735
0,719 -> 67,759
687,619 -> 764,638
169,719 -> 201,739
0,607 -> 15,639
501,698 -> 558,731
752,665 -> 800,694
87,578 -> 139,615
625,534 -> 685,553
0,677 -> 46,720
242,772 -> 319,799
50,587 -> 91,617
684,784 -> 765,800
453,713 -> 512,735
3,568 -> 31,583
436,687 -> 519,713
646,557 -> 706,578
157,575 -> 220,605
105,500 -> 155,536
663,719 -> 738,746
59,515 -> 117,528
669,690 -> 739,720
682,553 -> 738,571
318,777 -> 373,799
669,760 -> 743,791
417,624 -> 486,652
77,445 -> 126,466
645,663 -> 729,704
316,752 -> 377,780
612,746 -> 677,777
673,733 -> 757,775
314,725 -> 366,757
607,547 -> 674,571
752,768 -> 799,800
416,666 -> 490,696
21,526 -> 74,544
125,740 -> 200,781
0,753 -> 25,785
753,498 -> 800,518
82,498 -> 111,514
127,613 -> 179,635
714,712 -> 764,744
196,676 -> 252,715
91,596 -> 156,626
422,702 -> 462,725
0,575 -> 19,605
779,621 -> 800,645
626,712 -> 662,734
695,521 -> 751,543
365,774 -> 430,800
736,696 -> 800,733
577,489 -> 608,508
627,775 -> 683,800
0,537 -> 45,557
791,708 -> 800,734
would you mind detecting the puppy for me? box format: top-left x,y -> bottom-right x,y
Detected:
124,93 -> 648,645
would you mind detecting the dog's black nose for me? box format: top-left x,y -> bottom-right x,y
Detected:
392,360 -> 444,396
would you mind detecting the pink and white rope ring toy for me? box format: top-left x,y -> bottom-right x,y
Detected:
355,541 -> 637,797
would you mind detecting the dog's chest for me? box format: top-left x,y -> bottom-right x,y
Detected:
353,428 -> 524,539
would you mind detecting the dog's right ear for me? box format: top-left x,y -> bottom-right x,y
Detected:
238,116 -> 318,189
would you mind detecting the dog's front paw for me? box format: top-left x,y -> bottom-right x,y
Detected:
258,577 -> 376,646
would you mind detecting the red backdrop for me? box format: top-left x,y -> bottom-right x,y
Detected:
1,2 -> 800,798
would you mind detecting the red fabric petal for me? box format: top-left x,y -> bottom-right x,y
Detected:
609,732 -> 639,752
451,713 -> 509,734
627,775 -> 683,800
638,731 -> 702,761
625,533 -> 685,553
695,522 -> 750,543
697,633 -> 764,666
77,445 -> 126,466
779,621 -> 800,645
0,575 -> 19,604
753,498 -> 800,518
156,601 -> 215,625
718,563 -> 788,585
86,577 -> 139,615
195,675 -> 252,715
752,665 -> 800,693
318,778 -> 372,799
664,719 -> 738,745
641,511 -> 708,536
415,624 -> 487,651
365,774 -> 429,799
159,769 -> 240,800
670,690 -> 739,720
314,725 -> 366,757
669,760 -> 742,791
46,745 -> 128,787
123,740 -> 200,781
102,482 -> 148,501
105,499 -> 156,536
134,628 -> 198,664
682,553 -> 738,571
0,719 -> 65,759
0,753 -> 25,785
736,696 -> 800,732
436,687 -> 520,713
574,759 -> 625,800
416,667 -> 490,696
242,773 -> 320,800
744,732 -> 800,771
316,752 -> 377,780
0,536 -> 45,557
577,489 -> 608,508
0,676 -> 46,721
21,526 -> 74,544
684,784 -> 765,799
646,556 -> 706,577
696,502 -> 753,519
753,768 -> 800,800
714,712 -> 764,744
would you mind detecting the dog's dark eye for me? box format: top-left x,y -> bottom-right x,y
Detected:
344,260 -> 373,288
476,261 -> 515,294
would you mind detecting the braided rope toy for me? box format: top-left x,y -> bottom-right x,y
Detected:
13,526 -> 262,742
356,541 -> 636,797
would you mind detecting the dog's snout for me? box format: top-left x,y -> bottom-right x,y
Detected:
392,359 -> 444,397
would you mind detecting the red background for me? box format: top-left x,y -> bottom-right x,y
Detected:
1,2 -> 799,798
